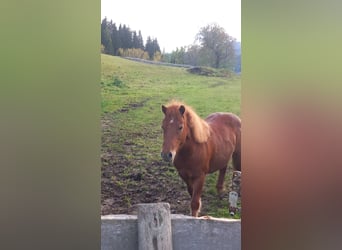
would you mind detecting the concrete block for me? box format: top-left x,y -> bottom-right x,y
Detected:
171,214 -> 241,250
101,214 -> 138,250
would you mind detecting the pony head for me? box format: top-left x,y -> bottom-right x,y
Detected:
161,101 -> 210,163
161,102 -> 188,163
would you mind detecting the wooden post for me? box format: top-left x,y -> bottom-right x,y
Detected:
137,203 -> 172,250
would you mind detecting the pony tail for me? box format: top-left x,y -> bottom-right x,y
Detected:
232,126 -> 241,171
232,151 -> 241,171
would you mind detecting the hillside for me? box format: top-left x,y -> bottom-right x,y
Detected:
101,54 -> 241,218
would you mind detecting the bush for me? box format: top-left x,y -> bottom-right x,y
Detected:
111,76 -> 125,88
187,66 -> 216,76
187,66 -> 234,78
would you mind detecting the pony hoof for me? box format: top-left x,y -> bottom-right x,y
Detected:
199,215 -> 213,220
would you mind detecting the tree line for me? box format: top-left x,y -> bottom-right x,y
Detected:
163,24 -> 240,71
101,17 -> 161,60
101,18 -> 240,71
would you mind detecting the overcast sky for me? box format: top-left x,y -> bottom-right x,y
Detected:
101,0 -> 241,53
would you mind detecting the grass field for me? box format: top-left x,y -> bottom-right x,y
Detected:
101,54 -> 241,218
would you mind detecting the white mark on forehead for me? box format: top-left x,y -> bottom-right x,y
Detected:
170,117 -> 174,124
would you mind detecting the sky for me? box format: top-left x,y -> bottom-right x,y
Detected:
101,0 -> 241,53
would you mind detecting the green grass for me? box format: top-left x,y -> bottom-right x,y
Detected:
101,54 -> 240,116
101,54 -> 241,218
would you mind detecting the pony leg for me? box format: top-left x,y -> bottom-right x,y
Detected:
186,184 -> 193,198
216,166 -> 227,199
180,175 -> 193,198
190,176 -> 205,217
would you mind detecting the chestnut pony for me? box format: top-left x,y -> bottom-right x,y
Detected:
161,101 -> 241,217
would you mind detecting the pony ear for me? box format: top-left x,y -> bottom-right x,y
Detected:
179,105 -> 185,115
162,105 -> 167,114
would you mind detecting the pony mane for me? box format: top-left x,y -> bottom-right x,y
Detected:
166,101 -> 210,143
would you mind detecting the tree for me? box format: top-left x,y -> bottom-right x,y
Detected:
152,38 -> 161,55
132,31 -> 139,48
145,36 -> 153,59
170,47 -> 186,64
111,23 -> 120,55
137,31 -> 144,50
101,17 -> 114,54
196,24 -> 236,68
100,18 -> 162,59
118,24 -> 132,49
153,51 -> 162,61
145,37 -> 160,60
184,45 -> 201,66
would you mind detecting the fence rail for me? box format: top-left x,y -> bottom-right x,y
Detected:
124,57 -> 193,68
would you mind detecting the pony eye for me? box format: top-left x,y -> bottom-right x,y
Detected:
179,125 -> 183,130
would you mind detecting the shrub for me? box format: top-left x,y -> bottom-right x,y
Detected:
111,76 -> 125,88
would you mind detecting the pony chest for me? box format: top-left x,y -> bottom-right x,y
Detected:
175,143 -> 207,162
173,145 -> 209,173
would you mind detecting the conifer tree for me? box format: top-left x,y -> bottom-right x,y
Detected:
145,36 -> 153,59
101,17 -> 113,54
138,31 -> 144,50
111,23 -> 119,55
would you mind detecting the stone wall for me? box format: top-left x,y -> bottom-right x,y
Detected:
101,203 -> 241,250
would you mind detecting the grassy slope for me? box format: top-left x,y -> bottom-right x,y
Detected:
101,54 -> 241,218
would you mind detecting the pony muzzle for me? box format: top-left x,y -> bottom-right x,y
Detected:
161,151 -> 175,163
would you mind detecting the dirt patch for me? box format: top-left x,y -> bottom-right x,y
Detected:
101,111 -> 192,215
119,98 -> 150,113
209,81 -> 226,88
101,155 -> 192,215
